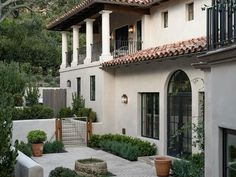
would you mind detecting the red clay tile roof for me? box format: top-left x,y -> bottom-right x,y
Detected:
47,0 -> 153,30
102,37 -> 207,68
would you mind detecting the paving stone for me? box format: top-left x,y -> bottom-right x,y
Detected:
33,147 -> 157,177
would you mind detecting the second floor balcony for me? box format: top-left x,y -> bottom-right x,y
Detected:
47,0 -> 149,69
207,0 -> 236,50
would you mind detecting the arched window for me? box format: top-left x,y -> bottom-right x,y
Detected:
167,70 -> 192,157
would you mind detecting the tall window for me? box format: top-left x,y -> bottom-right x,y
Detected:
223,129 -> 236,177
187,3 -> 194,21
163,11 -> 168,28
90,76 -> 95,101
141,93 -> 159,139
77,77 -> 81,96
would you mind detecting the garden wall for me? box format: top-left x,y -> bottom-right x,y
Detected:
13,119 -> 56,143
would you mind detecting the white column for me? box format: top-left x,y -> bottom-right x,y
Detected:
84,19 -> 95,64
99,10 -> 113,61
71,25 -> 80,67
61,31 -> 68,69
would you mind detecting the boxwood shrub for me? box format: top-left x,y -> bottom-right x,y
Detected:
49,167 -> 78,177
13,105 -> 54,120
88,134 -> 156,160
15,140 -> 32,157
43,141 -> 65,154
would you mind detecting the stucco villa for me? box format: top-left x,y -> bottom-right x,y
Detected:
47,0 -> 211,158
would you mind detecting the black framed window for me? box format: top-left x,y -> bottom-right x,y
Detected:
90,76 -> 95,101
141,93 -> 159,139
77,77 -> 81,96
187,2 -> 194,21
223,129 -> 236,177
163,11 -> 168,28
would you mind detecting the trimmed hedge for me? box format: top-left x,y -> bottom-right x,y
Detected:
58,107 -> 73,118
15,141 -> 32,157
88,134 -> 156,160
13,105 -> 54,120
43,141 -> 65,154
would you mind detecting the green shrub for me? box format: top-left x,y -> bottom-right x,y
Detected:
31,105 -> 54,119
25,85 -> 40,106
43,141 -> 65,154
88,134 -> 156,160
13,93 -> 23,106
88,134 -> 101,148
12,105 -> 54,120
77,108 -> 96,122
72,93 -> 85,113
49,167 -> 78,177
172,153 -> 204,177
27,130 -> 47,144
58,107 -> 73,118
15,140 -> 32,157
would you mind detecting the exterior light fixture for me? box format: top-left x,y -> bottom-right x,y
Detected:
67,80 -> 71,87
128,25 -> 134,33
121,94 -> 128,104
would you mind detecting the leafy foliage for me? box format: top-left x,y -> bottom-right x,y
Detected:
15,140 -> 32,157
72,93 -> 85,114
27,130 -> 47,144
58,107 -> 74,118
0,93 -> 18,177
43,141 -> 65,154
88,134 -> 156,160
49,167 -> 79,177
172,153 -> 204,177
13,105 -> 54,120
0,62 -> 25,95
25,85 -> 40,106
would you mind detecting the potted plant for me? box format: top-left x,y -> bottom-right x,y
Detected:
27,130 -> 47,157
154,156 -> 171,177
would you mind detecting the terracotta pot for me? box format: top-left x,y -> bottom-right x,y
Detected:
154,157 -> 171,177
32,143 -> 43,157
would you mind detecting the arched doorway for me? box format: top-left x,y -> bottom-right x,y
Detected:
167,70 -> 192,157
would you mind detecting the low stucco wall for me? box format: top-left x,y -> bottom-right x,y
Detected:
13,119 -> 56,143
15,151 -> 43,177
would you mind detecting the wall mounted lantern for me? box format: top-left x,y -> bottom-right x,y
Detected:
128,25 -> 134,33
121,94 -> 128,104
67,80 -> 71,87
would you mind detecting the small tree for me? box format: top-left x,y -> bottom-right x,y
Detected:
0,93 -> 18,177
72,93 -> 85,114
25,85 -> 40,106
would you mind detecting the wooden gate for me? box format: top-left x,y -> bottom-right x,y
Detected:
43,89 -> 66,115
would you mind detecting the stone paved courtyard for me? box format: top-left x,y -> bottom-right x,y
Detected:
33,146 -> 157,177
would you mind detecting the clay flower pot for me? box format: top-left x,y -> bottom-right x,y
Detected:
154,157 -> 171,177
32,143 -> 43,157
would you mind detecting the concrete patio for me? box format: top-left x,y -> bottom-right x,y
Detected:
33,146 -> 157,177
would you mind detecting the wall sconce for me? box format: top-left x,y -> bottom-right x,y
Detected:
67,80 -> 71,87
121,94 -> 128,104
128,25 -> 134,33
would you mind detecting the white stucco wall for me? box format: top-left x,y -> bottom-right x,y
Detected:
205,60 -> 236,177
13,119 -> 56,143
142,0 -> 211,49
112,57 -> 204,155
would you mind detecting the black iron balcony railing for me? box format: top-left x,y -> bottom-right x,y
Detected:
111,40 -> 142,58
66,51 -> 72,67
91,42 -> 102,62
207,0 -> 236,50
78,47 -> 86,64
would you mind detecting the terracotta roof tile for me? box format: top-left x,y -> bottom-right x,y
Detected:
102,37 -> 207,68
47,0 -> 152,30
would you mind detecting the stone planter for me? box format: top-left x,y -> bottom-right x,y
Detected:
75,158 -> 107,177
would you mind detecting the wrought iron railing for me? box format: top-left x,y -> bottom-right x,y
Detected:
78,47 -> 86,64
207,0 -> 236,50
91,42 -> 102,62
66,51 -> 72,67
111,40 -> 142,58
